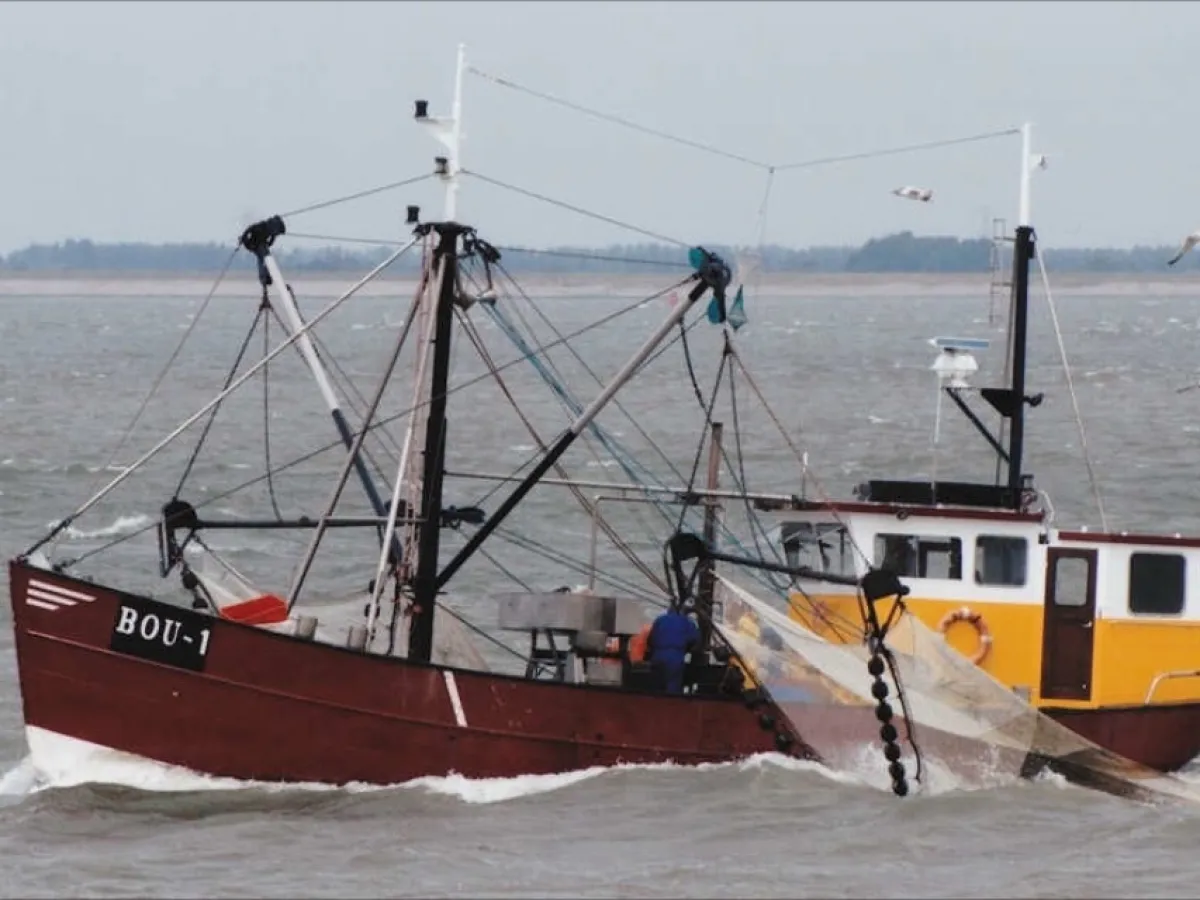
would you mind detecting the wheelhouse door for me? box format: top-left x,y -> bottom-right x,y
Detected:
1040,548 -> 1098,701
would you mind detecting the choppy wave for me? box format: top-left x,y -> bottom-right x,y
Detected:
0,723 -> 1094,809
0,459 -> 129,479
48,513 -> 154,541
1,731 -> 854,803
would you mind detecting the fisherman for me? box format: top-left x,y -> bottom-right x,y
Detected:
646,603 -> 700,694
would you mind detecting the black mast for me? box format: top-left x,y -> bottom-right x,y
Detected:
408,222 -> 462,664
1005,224 -> 1035,510
695,421 -> 723,661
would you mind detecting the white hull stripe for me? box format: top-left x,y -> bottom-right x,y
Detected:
25,578 -> 97,610
28,588 -> 77,606
28,579 -> 96,602
443,671 -> 468,728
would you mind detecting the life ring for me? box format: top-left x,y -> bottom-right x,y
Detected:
937,606 -> 992,666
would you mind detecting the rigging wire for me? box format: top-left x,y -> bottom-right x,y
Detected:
487,527 -> 664,603
463,169 -> 690,248
725,354 -> 791,592
308,331 -> 404,475
497,259 -> 690,478
477,545 -> 533,592
453,277 -> 670,592
465,66 -> 1024,589
261,308 -> 284,520
772,128 -> 1022,172
644,308 -> 880,639
30,236 -> 424,558
286,232 -> 410,248
470,63 -> 1019,176
465,283 -> 790,605
494,245 -> 692,270
60,280 -> 689,567
673,323 -> 799,598
753,168 -> 776,249
257,283 -> 408,465
254,293 -> 405,514
174,305 -> 272,498
493,299 -> 677,553
638,311 -> 704,373
1035,241 -> 1108,530
717,339 -> 884,640
468,63 -> 1027,628
500,291 -> 801,603
490,261 -> 689,531
52,246 -> 240,556
673,332 -> 731,534
279,172 -> 438,219
436,601 -> 537,667
468,66 -> 771,170
288,235 -> 693,272
726,338 -> 871,568
455,304 -> 701,516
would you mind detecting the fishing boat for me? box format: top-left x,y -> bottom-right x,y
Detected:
769,124 -> 1200,774
7,45 -> 837,789
13,47 -> 1200,804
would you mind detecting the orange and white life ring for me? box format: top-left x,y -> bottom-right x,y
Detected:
937,606 -> 992,666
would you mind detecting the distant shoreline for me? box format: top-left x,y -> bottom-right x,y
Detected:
2,270 -> 1198,299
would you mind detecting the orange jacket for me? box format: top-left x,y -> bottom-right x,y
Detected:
628,623 -> 653,663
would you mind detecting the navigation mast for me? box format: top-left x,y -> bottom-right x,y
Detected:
404,44 -> 469,663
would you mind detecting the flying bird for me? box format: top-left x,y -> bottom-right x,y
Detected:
1168,231 -> 1200,267
892,186 -> 933,202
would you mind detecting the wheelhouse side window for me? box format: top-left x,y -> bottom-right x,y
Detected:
874,533 -> 962,580
1128,552 -> 1186,616
975,536 -> 1028,587
780,522 -> 855,579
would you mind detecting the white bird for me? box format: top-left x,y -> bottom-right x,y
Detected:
892,186 -> 933,202
1168,232 -> 1200,266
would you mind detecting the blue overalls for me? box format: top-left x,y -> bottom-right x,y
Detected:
646,609 -> 700,694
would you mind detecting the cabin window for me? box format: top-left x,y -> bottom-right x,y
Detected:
874,533 -> 962,580
1052,556 -> 1090,607
780,522 -> 855,579
1128,552 -> 1186,616
975,536 -> 1028,587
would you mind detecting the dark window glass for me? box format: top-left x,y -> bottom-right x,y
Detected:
1128,553 -> 1185,615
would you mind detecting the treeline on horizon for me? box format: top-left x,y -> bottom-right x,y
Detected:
1,232 -> 1195,274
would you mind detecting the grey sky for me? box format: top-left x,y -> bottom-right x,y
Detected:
1,1 -> 1194,254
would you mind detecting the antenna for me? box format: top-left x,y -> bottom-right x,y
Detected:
930,336 -> 989,388
928,336 -> 990,491
415,43 -> 467,221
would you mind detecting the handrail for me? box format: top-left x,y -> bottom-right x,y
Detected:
1144,668 -> 1200,704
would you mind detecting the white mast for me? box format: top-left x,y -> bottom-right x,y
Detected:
1018,122 -> 1033,228
417,42 -> 467,222
1017,122 -> 1048,228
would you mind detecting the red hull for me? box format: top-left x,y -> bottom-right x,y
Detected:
1044,704 -> 1200,774
9,561 -> 797,784
13,560 -> 1199,788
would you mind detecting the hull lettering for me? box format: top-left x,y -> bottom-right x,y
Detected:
109,596 -> 213,672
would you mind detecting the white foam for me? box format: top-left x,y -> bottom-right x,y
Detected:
23,726 -> 260,793
402,767 -> 609,804
49,513 -> 153,541
0,756 -> 39,796
7,727 -> 855,804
